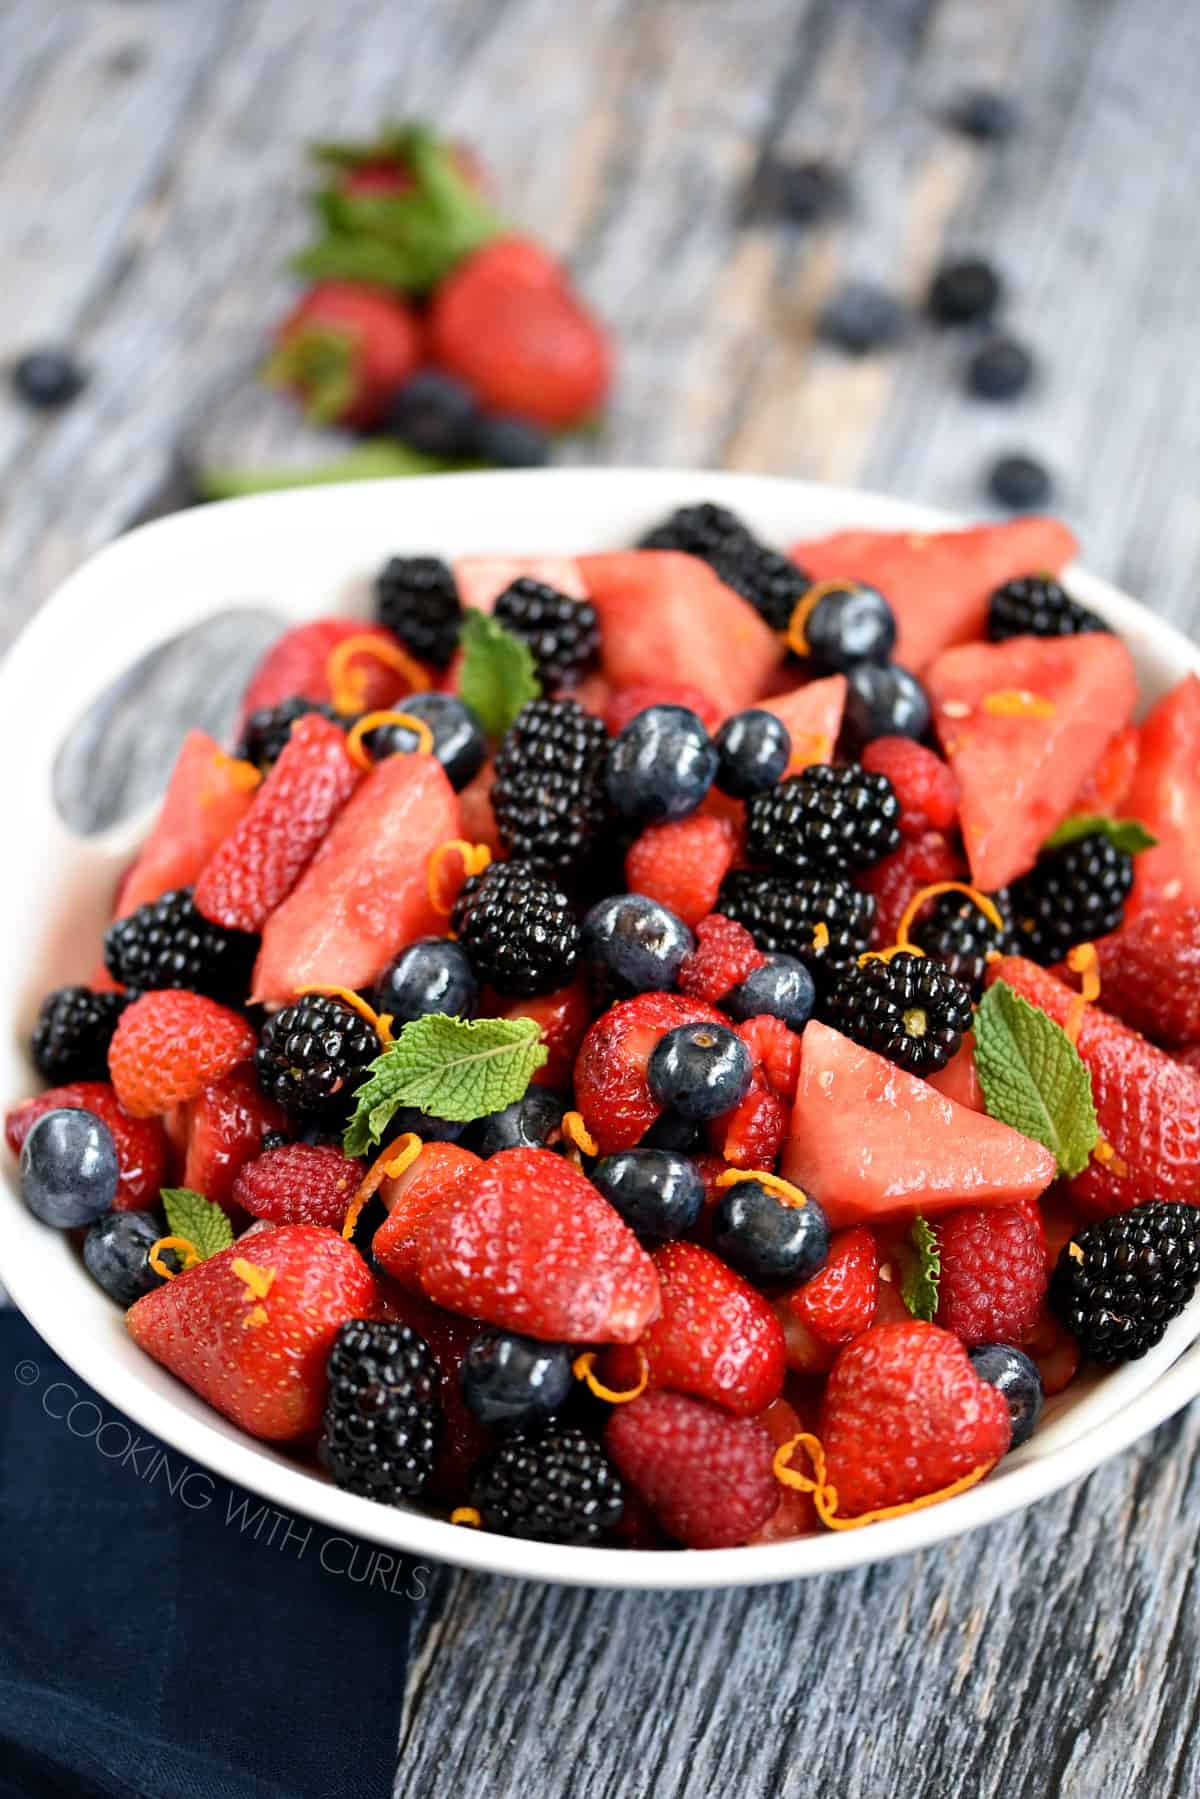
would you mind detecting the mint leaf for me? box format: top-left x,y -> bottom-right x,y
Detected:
973,980 -> 1098,1177
199,441 -> 463,500
1043,814 -> 1158,855
344,1014 -> 548,1156
161,1188 -> 235,1261
457,610 -> 541,741
902,1215 -> 940,1322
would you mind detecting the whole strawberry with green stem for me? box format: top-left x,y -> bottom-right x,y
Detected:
265,281 -> 423,429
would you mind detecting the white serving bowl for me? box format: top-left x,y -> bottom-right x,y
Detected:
2,469 -> 1198,1591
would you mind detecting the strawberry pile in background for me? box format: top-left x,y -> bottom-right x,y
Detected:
7,507 -> 1200,1551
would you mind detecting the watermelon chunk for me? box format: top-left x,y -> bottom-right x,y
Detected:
789,518 -> 1079,673
925,1034 -> 985,1113
116,731 -> 259,918
1125,674 -> 1200,915
926,633 -> 1138,891
759,675 -> 846,767
252,753 -> 460,1003
453,555 -> 587,614
579,551 -> 783,718
780,1021 -> 1056,1228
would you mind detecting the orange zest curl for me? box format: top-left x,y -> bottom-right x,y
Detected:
232,1257 -> 275,1302
342,1133 -> 423,1241
561,1111 -> 598,1158
786,733 -> 834,775
715,1168 -> 808,1208
981,689 -> 1056,720
1065,941 -> 1101,1046
426,839 -> 493,916
896,881 -> 1004,951
772,1432 -> 997,1531
326,633 -> 432,714
298,984 -> 394,1047
148,1236 -> 201,1280
345,710 -> 435,769
573,1350 -> 649,1404
451,1506 -> 482,1528
786,580 -> 853,658
202,752 -> 261,804
810,921 -> 831,952
1093,1138 -> 1129,1178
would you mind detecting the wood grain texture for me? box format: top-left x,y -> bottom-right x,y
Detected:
1,2 -> 1198,1797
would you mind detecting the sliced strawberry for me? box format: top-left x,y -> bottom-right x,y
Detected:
116,732 -> 259,918
492,981 -> 592,1090
5,1081 -> 168,1211
788,1226 -> 879,1348
1090,907 -> 1200,1048
182,1066 -> 284,1209
746,1396 -> 819,1543
372,1143 -> 482,1290
625,814 -> 739,929
628,1240 -> 786,1416
108,992 -> 257,1119
573,991 -> 726,1155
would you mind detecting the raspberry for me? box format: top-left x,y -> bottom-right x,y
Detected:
788,1226 -> 879,1346
1009,832 -> 1134,965
860,737 -> 959,839
734,1015 -> 802,1098
490,697 -> 607,870
374,556 -> 462,670
709,1073 -> 788,1169
233,1143 -> 363,1227
1050,1203 -> 1200,1363
860,830 -> 965,948
678,914 -> 766,1004
625,815 -> 738,929
255,993 -> 381,1129
605,1390 -> 779,1549
493,578 -> 600,692
635,1240 -> 785,1415
604,681 -> 722,737
573,990 -> 726,1154
472,1423 -> 624,1544
745,764 -> 901,874
4,1081 -> 168,1212
1091,907 -> 1200,1048
934,1206 -> 1048,1347
452,860 -> 580,997
104,887 -> 258,1005
31,986 -> 129,1085
108,991 -> 257,1118
320,1318 -> 442,1501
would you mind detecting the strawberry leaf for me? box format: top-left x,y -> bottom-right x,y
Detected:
1042,813 -> 1158,855
457,610 -> 541,741
901,1215 -> 940,1322
973,979 -> 1099,1177
160,1188 -> 235,1262
343,1014 -> 548,1157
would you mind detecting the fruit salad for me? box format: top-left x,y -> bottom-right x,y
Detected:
8,502 -> 1200,1553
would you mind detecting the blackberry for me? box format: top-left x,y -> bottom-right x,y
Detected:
491,699 -> 608,870
31,986 -> 129,1084
1050,1204 -> 1200,1364
103,887 -> 257,1004
718,867 -> 875,990
1009,833 -> 1133,964
255,993 -> 380,1128
913,888 -> 1013,998
452,860 -> 580,997
236,696 -> 346,772
745,763 -> 901,874
319,1319 -> 442,1501
825,950 -> 973,1075
639,501 -> 808,633
987,575 -> 1108,642
493,578 -> 600,692
472,1421 -> 624,1544
373,555 -> 462,670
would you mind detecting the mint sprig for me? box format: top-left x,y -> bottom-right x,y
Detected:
457,610 -> 541,741
1043,813 -> 1157,855
343,1013 -> 548,1157
973,979 -> 1098,1177
901,1215 -> 940,1322
199,441 -> 463,500
161,1188 -> 235,1261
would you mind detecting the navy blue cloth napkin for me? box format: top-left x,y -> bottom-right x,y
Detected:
0,1308 -> 421,1799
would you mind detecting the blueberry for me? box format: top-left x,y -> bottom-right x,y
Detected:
968,1343 -> 1043,1450
802,582 -> 897,675
988,452 -> 1053,511
365,692 -> 486,791
386,371 -> 479,457
603,706 -> 718,822
372,936 -> 479,1023
818,283 -> 907,355
714,710 -> 791,798
928,258 -> 1003,326
842,661 -> 931,750
648,1022 -> 752,1121
19,1108 -> 118,1228
945,88 -> 1018,143
11,348 -> 87,410
83,1211 -> 168,1306
582,894 -> 694,994
591,1148 -> 705,1241
711,1182 -> 831,1287
471,413 -> 551,468
745,156 -> 850,226
384,1106 -> 465,1143
463,1088 -> 565,1157
461,1329 -> 574,1428
637,1110 -> 706,1153
725,954 -> 816,1031
966,336 -> 1034,402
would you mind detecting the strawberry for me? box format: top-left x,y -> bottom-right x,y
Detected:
630,1240 -> 785,1416
1179,1046 -> 1200,1074
734,1015 -> 803,1099
988,956 -> 1200,1214
604,681 -> 723,737
933,1206 -> 1047,1347
491,981 -> 592,1090
239,618 -> 408,721
573,991 -> 726,1155
861,830 -> 965,948
625,815 -> 739,929
1124,675 -> 1200,914
415,1147 -> 660,1343
429,237 -> 611,430
116,732 -> 259,919
820,1321 -> 1012,1517
1073,722 -> 1139,815
233,1143 -> 363,1229
747,1396 -> 819,1543
182,1066 -> 284,1210
605,1390 -> 779,1549
1024,1307 -> 1081,1396
127,1225 -> 376,1439
372,1143 -> 482,1290
677,914 -> 766,1004
265,282 -> 422,428
708,1072 -> 788,1169
789,1226 -> 879,1347
1089,907 -> 1200,1048
4,1081 -> 168,1211
108,991 -> 256,1119
861,737 -> 959,840
193,712 -> 361,933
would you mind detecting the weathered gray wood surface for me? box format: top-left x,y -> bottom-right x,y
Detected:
2,3 -> 1199,1797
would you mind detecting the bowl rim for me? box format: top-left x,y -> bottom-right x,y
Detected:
2,465 -> 1198,1592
